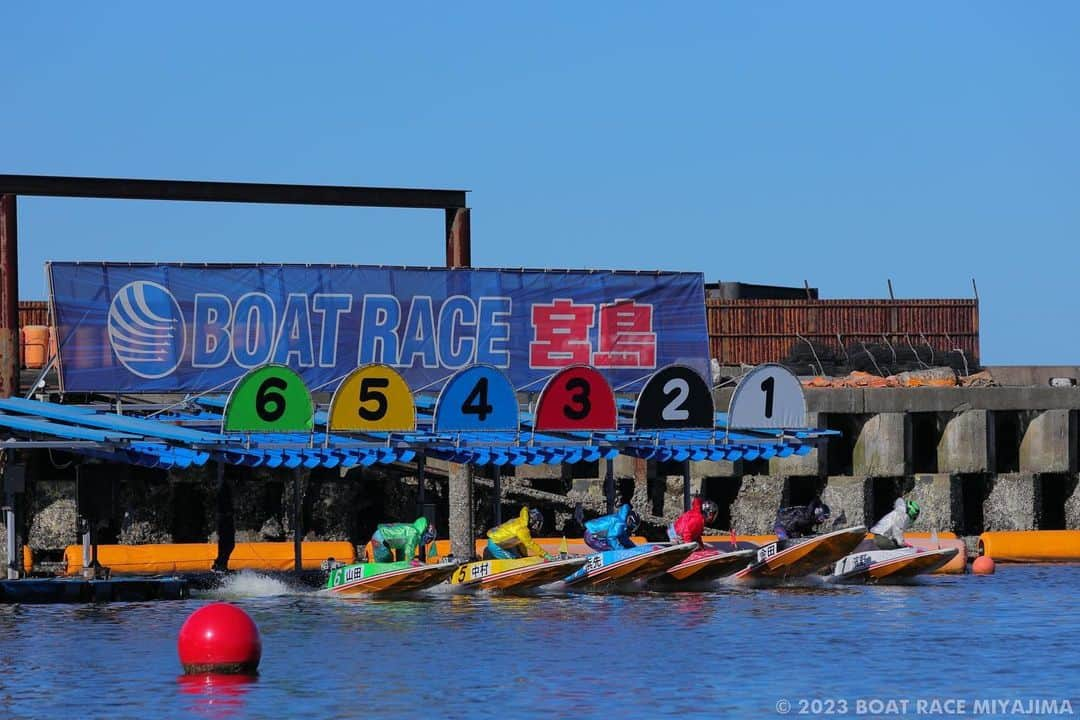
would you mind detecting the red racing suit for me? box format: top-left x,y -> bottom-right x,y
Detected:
671,497 -> 706,546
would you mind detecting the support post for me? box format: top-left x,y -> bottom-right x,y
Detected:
448,463 -> 475,561
292,470 -> 302,574
604,460 -> 615,513
212,462 -> 235,572
1,460 -> 22,579
5,497 -> 16,579
416,453 -> 426,513
682,459 -> 692,511
493,470 -> 502,526
0,194 -> 18,400
81,522 -> 92,574
445,207 -> 471,268
416,453 -> 427,561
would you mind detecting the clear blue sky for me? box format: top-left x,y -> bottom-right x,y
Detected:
4,3 -> 1078,364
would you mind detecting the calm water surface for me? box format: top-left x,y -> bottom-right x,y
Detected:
0,566 -> 1076,719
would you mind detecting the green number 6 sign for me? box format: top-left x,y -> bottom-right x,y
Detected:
223,364 -> 314,433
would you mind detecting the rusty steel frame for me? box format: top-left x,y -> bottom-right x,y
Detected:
0,174 -> 472,399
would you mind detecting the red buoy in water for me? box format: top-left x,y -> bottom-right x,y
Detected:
178,602 -> 262,674
972,555 -> 995,575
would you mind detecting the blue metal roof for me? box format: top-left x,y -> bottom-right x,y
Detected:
0,395 -> 835,471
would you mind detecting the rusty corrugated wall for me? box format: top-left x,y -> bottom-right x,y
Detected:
18,300 -> 50,327
707,298 -> 979,366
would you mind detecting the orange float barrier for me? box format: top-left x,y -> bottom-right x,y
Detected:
62,541 -> 356,575
21,325 -> 49,369
703,534 -> 778,547
978,531 -> 1080,563
904,536 -> 966,574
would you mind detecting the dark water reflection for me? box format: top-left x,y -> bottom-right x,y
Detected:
0,566 -> 1075,718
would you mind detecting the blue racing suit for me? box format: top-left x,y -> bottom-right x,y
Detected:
583,504 -> 637,552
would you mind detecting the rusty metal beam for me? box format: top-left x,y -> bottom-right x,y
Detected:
0,174 -> 467,210
0,176 -> 473,392
0,195 -> 17,399
445,207 -> 471,268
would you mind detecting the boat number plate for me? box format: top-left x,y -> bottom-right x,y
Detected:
470,562 -> 491,580
757,543 -> 778,563
585,555 -> 604,572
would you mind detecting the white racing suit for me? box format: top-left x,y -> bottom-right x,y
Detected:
869,498 -> 912,549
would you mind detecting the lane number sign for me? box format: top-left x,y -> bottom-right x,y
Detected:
727,364 -> 807,430
535,365 -> 617,432
223,364 -> 314,433
434,365 -> 519,432
328,364 -> 416,432
633,364 -> 714,430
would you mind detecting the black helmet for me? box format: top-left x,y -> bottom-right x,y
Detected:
701,500 -> 719,524
625,510 -> 641,532
813,500 -> 831,521
528,508 -> 544,532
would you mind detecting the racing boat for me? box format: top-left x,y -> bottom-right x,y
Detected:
827,543 -> 959,584
449,556 -> 587,592
322,559 -> 460,596
732,525 -> 867,582
649,547 -> 758,588
562,542 -> 698,590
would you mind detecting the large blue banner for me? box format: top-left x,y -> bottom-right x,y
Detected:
47,263 -> 709,394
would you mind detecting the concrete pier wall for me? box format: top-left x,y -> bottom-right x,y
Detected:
12,386 -> 1080,569
853,413 -> 909,477
939,410 -> 994,474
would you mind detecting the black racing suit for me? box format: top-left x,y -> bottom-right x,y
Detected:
773,505 -> 823,541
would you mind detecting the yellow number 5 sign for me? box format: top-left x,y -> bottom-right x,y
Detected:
328,364 -> 416,432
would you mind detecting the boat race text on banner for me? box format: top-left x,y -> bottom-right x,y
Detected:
46,263 -> 709,393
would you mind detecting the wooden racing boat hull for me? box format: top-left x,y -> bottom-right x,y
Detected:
323,561 -> 460,595
829,546 -> 959,583
652,548 -> 757,585
563,543 -> 698,589
449,556 -> 587,591
733,526 -> 868,581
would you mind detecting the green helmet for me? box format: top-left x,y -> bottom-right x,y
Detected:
905,500 -> 920,521
414,517 -> 432,542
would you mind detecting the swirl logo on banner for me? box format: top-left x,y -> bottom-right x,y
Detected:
107,281 -> 186,379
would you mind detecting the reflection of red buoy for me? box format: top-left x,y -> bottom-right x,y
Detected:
972,556 -> 995,575
178,603 -> 262,674
178,672 -> 256,698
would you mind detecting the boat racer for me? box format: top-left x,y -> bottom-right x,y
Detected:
583,503 -> 641,552
485,507 -> 553,560
369,517 -> 437,564
773,498 -> 831,540
667,496 -> 719,547
869,498 -> 920,549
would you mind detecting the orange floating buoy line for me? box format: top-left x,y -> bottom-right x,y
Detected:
977,531 -> 1080,563
972,556 -> 995,575
177,603 -> 262,675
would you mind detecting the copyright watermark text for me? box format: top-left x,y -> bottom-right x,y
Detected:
774,697 -> 1075,716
